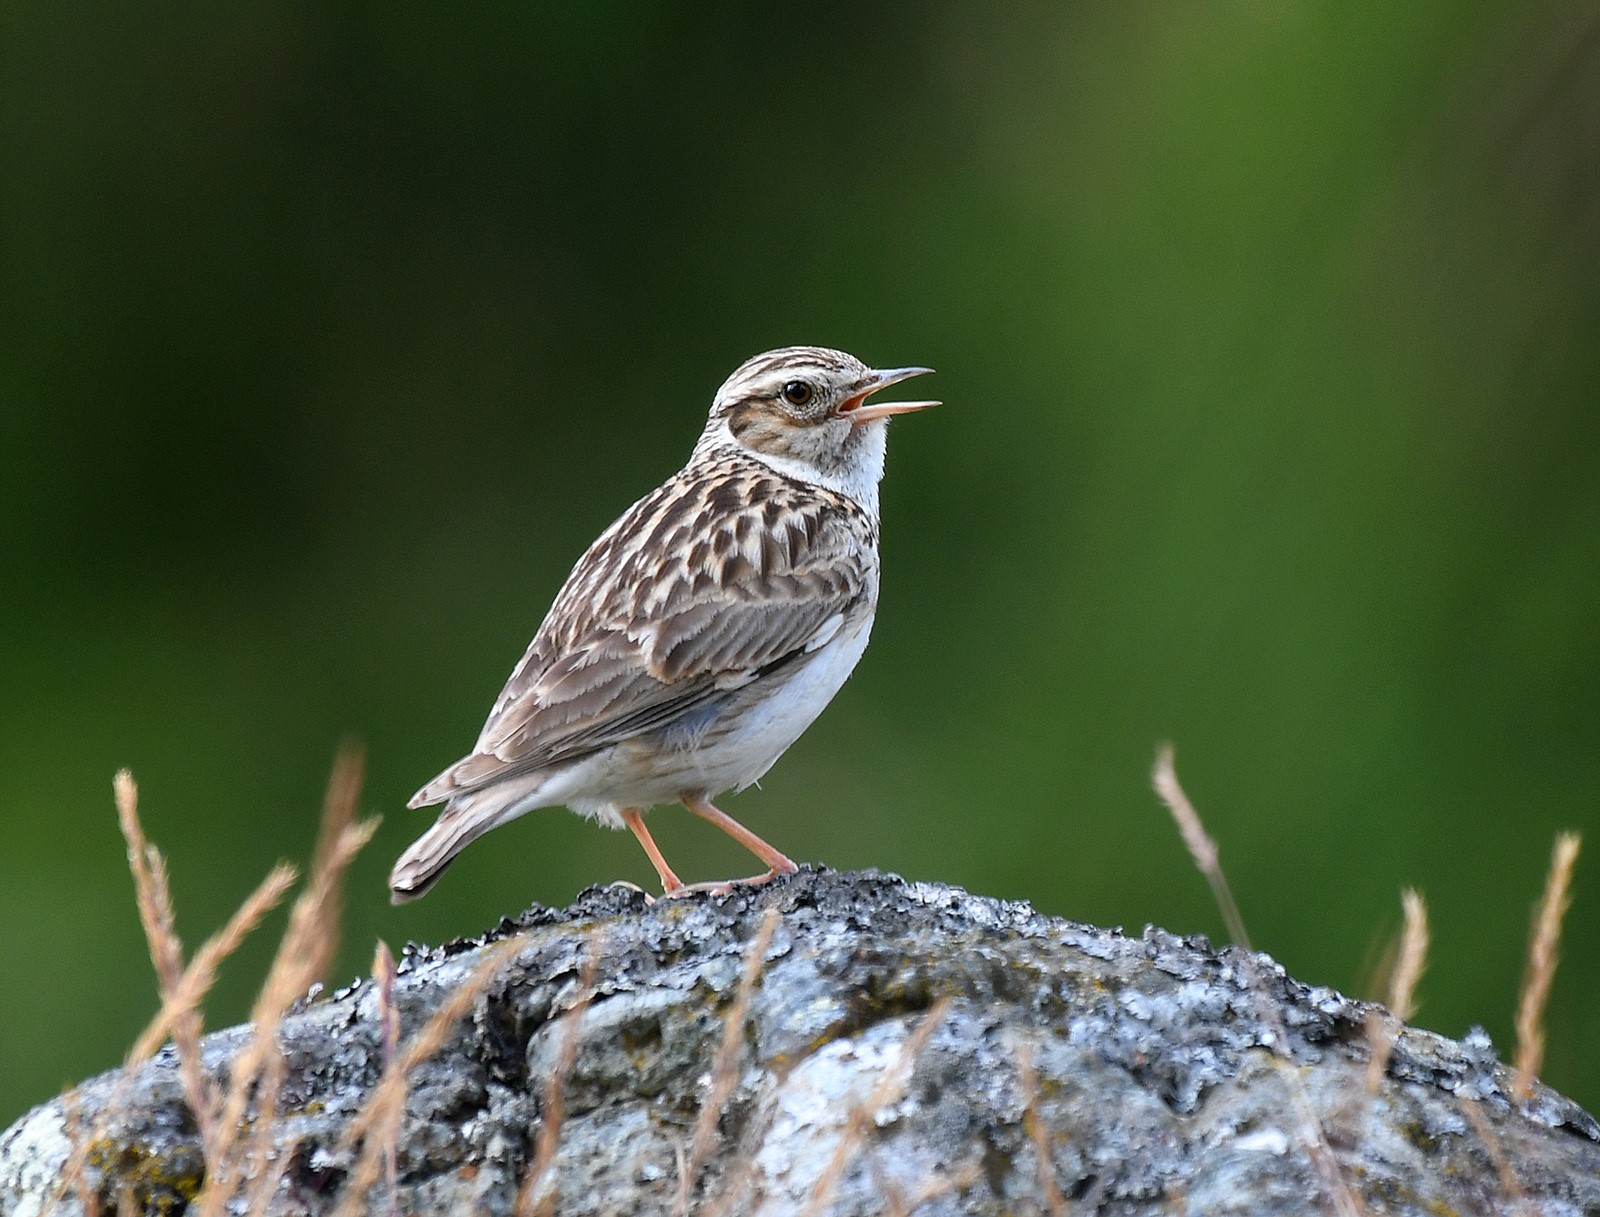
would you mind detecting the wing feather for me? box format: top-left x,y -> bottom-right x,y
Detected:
415,458 -> 875,804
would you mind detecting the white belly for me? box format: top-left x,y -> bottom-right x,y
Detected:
713,616 -> 875,788
547,617 -> 875,822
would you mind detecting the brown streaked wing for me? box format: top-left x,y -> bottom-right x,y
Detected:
429,466 -> 872,797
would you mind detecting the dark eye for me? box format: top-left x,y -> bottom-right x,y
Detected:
781,380 -> 813,406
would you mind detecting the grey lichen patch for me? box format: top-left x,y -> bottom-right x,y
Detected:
4,867 -> 1598,1216
746,1012 -> 971,1213
528,983 -> 721,1111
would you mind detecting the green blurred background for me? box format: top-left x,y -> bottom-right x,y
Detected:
4,2 -> 1597,1127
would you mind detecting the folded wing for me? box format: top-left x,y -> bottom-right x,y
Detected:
409,470 -> 872,808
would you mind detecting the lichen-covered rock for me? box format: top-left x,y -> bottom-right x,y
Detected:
3,868 -> 1597,1215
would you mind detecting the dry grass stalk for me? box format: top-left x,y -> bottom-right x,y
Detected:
114,770 -> 218,1163
515,935 -> 606,1217
57,773 -> 307,1214
897,1163 -> 983,1217
871,1156 -> 982,1217
319,941 -> 400,1217
1364,888 -> 1430,1096
797,997 -> 953,1217
1011,1036 -> 1067,1217
374,940 -> 400,1066
51,776 -> 225,1211
674,906 -> 782,1217
1457,1095 -> 1528,1216
696,1119 -> 766,1217
372,940 -> 401,1217
1152,747 -> 1367,1217
308,746 -> 366,975
241,1130 -> 305,1217
332,934 -> 527,1217
1386,889 -> 1429,1020
115,772 -> 183,1001
201,747 -> 379,1215
1258,997 -> 1369,1217
1513,832 -> 1581,1102
61,1090 -> 100,1217
129,862 -> 299,1063
1152,744 -> 1251,950
209,816 -> 378,1211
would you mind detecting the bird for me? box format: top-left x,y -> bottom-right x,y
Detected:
389,346 -> 938,903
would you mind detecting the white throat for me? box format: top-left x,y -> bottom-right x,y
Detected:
697,418 -> 888,516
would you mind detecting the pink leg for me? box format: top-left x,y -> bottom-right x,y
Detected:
621,807 -> 683,895
681,793 -> 799,876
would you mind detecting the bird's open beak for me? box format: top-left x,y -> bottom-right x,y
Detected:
834,366 -> 939,424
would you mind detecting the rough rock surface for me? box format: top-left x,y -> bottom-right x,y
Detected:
3,868 -> 1598,1216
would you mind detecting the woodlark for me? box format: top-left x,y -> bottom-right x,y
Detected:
389,346 -> 937,902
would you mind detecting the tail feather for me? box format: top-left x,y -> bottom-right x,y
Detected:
388,804 -> 485,903
407,748 -> 533,810
407,763 -> 466,811
389,771 -> 549,903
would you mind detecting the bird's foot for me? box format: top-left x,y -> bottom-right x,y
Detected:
662,868 -> 786,899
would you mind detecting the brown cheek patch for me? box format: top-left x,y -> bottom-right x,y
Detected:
728,402 -> 805,458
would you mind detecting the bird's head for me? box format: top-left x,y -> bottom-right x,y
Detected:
700,347 -> 937,495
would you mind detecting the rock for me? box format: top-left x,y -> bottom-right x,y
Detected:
3,868 -> 1597,1216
